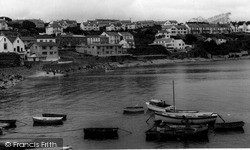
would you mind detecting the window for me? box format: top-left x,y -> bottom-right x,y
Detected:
50,46 -> 53,50
49,40 -> 52,42
4,38 -> 6,42
50,52 -> 53,55
42,46 -> 46,50
42,52 -> 47,55
14,48 -> 16,51
40,40 -> 43,42
106,51 -> 109,54
4,43 -> 7,50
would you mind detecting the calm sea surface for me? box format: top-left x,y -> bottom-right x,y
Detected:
1,59 -> 250,149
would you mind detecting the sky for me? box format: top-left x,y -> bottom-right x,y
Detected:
0,0 -> 250,23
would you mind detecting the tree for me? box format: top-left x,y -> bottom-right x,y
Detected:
185,34 -> 198,45
8,22 -> 22,30
22,20 -> 36,29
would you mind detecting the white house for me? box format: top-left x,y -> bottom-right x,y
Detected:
162,20 -> 178,26
0,19 -> 9,30
126,23 -> 136,30
152,38 -> 186,52
80,22 -> 100,31
0,35 -> 13,53
101,32 -> 121,44
118,32 -> 135,48
45,22 -> 64,36
173,39 -> 186,50
7,36 -> 26,59
36,35 -> 56,43
119,40 -> 131,49
155,30 -> 171,39
245,21 -> 250,33
162,25 -> 188,36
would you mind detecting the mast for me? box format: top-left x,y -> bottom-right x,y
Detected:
173,80 -> 176,112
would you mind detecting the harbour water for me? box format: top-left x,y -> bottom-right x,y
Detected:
1,59 -> 250,149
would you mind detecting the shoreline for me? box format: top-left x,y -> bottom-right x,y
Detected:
0,56 -> 249,90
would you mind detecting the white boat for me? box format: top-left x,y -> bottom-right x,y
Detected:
154,112 -> 218,125
32,117 -> 63,125
146,99 -> 175,112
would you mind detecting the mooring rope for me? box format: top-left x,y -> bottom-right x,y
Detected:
118,128 -> 132,134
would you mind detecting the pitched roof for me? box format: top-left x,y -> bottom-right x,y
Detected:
118,32 -> 133,37
33,42 -> 58,47
104,32 -> 120,36
86,35 -> 100,38
36,35 -> 55,39
6,36 -> 16,43
21,36 -> 36,41
154,38 -> 173,43
158,30 -> 170,34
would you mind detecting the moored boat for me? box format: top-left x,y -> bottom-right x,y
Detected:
123,106 -> 144,114
32,117 -> 63,125
83,128 -> 119,139
214,121 -> 245,131
146,123 -> 209,141
42,113 -> 67,121
0,123 -> 10,129
0,120 -> 16,128
146,99 -> 175,112
154,112 -> 218,125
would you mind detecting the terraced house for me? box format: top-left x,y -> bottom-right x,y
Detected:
76,44 -> 128,57
185,22 -> 231,34
162,25 -> 188,36
101,32 -> 121,44
29,42 -> 59,61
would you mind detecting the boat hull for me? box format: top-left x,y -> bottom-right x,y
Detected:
155,112 -> 217,125
214,121 -> 245,131
84,128 -> 119,139
146,124 -> 209,141
42,114 -> 67,121
123,106 -> 144,114
33,117 -> 63,126
0,120 -> 16,128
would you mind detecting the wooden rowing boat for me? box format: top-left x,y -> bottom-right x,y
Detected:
146,123 -> 209,141
123,106 -> 144,114
0,120 -> 16,128
214,121 -> 245,131
33,117 -> 63,125
83,128 -> 119,139
42,113 -> 67,121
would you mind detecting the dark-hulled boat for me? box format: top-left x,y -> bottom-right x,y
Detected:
42,113 -> 67,121
214,121 -> 245,131
84,128 -> 119,139
123,106 -> 144,114
0,120 -> 16,128
146,123 -> 209,141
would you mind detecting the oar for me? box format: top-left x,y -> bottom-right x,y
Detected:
146,113 -> 154,124
217,114 -> 226,123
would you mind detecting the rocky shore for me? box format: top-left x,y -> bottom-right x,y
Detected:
0,63 -> 43,90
